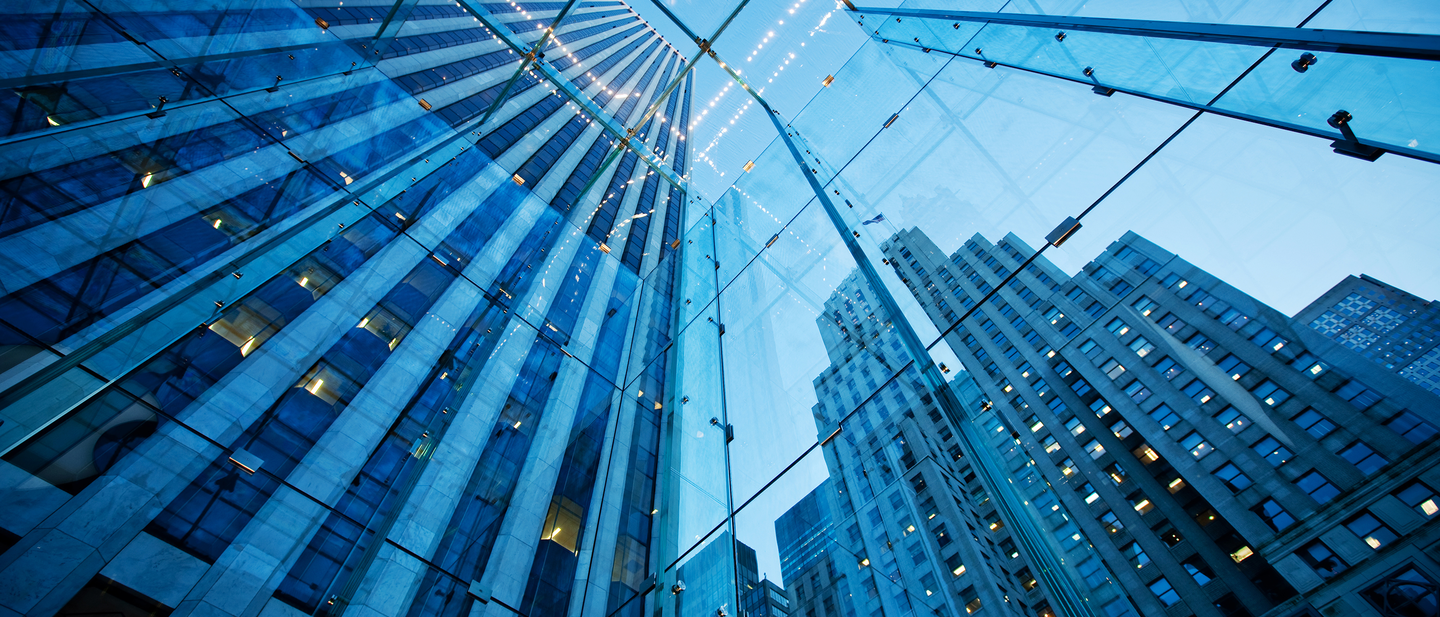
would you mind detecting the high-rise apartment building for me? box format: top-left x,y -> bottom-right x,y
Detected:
1295,276 -> 1440,395
0,2 -> 688,617
881,227 -> 1440,617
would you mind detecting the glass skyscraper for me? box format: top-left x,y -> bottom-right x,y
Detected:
3,1 -> 1440,617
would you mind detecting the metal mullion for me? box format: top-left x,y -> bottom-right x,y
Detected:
849,6 -> 1440,61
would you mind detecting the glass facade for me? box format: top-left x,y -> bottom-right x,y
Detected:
3,1 -> 1440,617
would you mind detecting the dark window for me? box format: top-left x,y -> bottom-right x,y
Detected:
1364,566 -> 1439,617
1252,436 -> 1293,466
1340,441 -> 1388,475
1214,463 -> 1252,493
1297,540 -> 1348,579
1295,470 -> 1341,504
1251,498 -> 1295,531
1292,408 -> 1336,439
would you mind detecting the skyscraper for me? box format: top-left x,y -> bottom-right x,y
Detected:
0,2 -> 688,616
1295,276 -> 1440,394
881,227 -> 1440,617
4,1 -> 1440,617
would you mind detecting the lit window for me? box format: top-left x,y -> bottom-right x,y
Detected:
1346,513 -> 1398,549
1396,481 -> 1440,518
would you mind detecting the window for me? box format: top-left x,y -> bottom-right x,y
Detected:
1065,416 -> 1086,436
1060,458 -> 1079,476
1091,398 -> 1113,418
1102,358 -> 1126,379
1106,318 -> 1130,336
1183,556 -> 1215,585
1149,404 -> 1180,430
1387,410 -> 1439,445
1099,511 -> 1124,533
1165,476 -> 1187,494
1292,352 -> 1329,378
947,554 -> 967,577
1124,380 -> 1151,403
1217,354 -> 1250,380
1180,431 -> 1213,459
1149,577 -> 1181,607
1133,443 -> 1160,464
1158,312 -> 1185,334
1340,441 -> 1388,475
1110,420 -> 1134,439
1336,379 -> 1384,410
1363,567 -> 1439,617
1104,463 -> 1127,485
1153,356 -> 1184,380
1186,333 -> 1216,354
1133,495 -> 1156,514
1214,406 -> 1249,433
1295,470 -> 1341,504
1297,540 -> 1348,579
1079,339 -> 1101,358
1042,435 -> 1061,453
1182,379 -> 1216,404
1159,525 -> 1184,547
1079,483 -> 1100,504
1251,498 -> 1295,531
1084,439 -> 1106,460
1396,481 -> 1440,518
933,523 -> 952,547
1251,379 -> 1291,407
1129,336 -> 1155,358
1133,296 -> 1159,317
1026,414 -> 1044,432
1214,463 -> 1252,493
1292,408 -> 1336,439
1218,307 -> 1250,330
1252,436 -> 1293,466
1346,513 -> 1398,549
1060,323 -> 1080,338
1121,541 -> 1150,568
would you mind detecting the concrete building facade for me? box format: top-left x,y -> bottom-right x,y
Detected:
880,227 -> 1440,617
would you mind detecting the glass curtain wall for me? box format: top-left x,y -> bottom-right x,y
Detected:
646,2 -> 1440,617
1,1 -> 1439,617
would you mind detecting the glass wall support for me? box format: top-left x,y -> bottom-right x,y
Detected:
851,7 -> 1440,61
703,50 -> 1108,617
848,6 -> 1440,165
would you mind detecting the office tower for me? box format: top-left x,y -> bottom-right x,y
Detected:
882,227 -> 1440,617
775,480 -> 837,589
801,270 -> 1100,617
746,579 -> 790,617
1295,276 -> 1440,394
0,2 -> 689,617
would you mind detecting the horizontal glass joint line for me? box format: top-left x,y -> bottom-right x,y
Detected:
851,6 -> 1440,61
874,39 -> 1440,166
